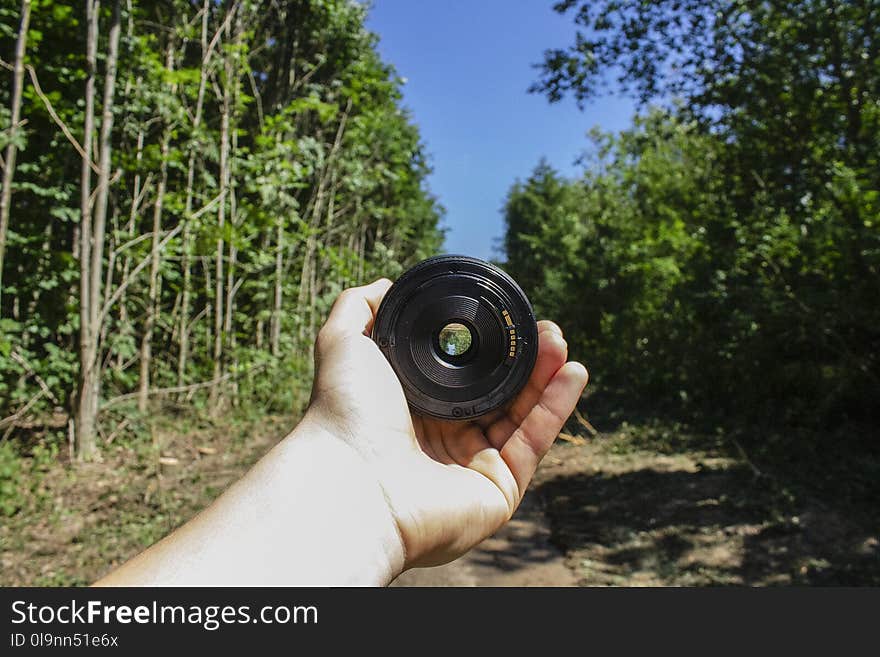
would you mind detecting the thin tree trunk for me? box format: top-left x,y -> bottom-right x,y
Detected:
177,226 -> 193,387
210,113 -> 227,412
100,204 -> 120,352
224,126 -> 238,354
226,5 -> 244,406
209,6 -> 235,412
225,240 -> 238,403
177,0 -> 211,391
75,0 -> 122,459
74,0 -> 101,460
137,43 -> 175,412
255,232 -> 268,350
271,213 -> 284,356
203,255 -> 212,368
138,133 -> 170,411
117,120 -> 144,369
309,240 -> 318,344
89,0 -> 122,395
116,4 -> 144,358
0,0 -> 32,316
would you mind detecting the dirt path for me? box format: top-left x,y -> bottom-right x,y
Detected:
392,492 -> 576,586
3,415 -> 877,586
395,434 -> 879,587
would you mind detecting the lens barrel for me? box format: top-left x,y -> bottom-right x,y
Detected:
372,255 -> 538,420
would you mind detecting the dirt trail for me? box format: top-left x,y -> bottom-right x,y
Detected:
393,492 -> 576,586
3,416 -> 876,586
395,436 -> 879,587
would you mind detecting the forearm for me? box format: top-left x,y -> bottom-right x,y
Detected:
95,415 -> 405,586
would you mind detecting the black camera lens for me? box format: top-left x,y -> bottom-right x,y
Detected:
372,255 -> 538,420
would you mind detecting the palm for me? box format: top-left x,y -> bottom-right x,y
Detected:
403,416 -> 517,565
310,279 -> 587,569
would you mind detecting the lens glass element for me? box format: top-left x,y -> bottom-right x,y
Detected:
438,322 -> 472,357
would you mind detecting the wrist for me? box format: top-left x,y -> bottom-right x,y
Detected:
280,413 -> 407,585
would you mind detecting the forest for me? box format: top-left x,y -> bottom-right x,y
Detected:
0,0 -> 878,585
505,0 -> 879,496
0,0 -> 441,464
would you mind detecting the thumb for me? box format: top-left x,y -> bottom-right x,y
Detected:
319,278 -> 393,342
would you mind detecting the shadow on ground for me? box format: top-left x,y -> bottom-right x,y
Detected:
532,453 -> 880,586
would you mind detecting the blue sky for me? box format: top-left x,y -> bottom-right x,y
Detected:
365,0 -> 635,261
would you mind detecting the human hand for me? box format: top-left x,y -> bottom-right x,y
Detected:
304,278 -> 589,572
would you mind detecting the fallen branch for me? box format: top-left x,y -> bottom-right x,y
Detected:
105,417 -> 131,444
10,350 -> 59,405
0,388 -> 46,433
102,363 -> 267,410
731,436 -> 764,479
574,408 -> 599,436
558,432 -> 587,446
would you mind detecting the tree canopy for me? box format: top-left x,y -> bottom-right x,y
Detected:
506,0 -> 879,459
0,0 -> 443,456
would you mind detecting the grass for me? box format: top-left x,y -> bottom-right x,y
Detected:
0,405 -> 294,586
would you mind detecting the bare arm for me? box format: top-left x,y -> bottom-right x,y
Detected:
97,279 -> 587,586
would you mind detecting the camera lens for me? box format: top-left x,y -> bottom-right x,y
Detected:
372,255 -> 538,420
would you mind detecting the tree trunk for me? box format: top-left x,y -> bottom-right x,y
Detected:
177,0 -> 211,392
271,213 -> 284,356
203,255 -> 212,366
226,5 -> 244,406
74,0 -> 101,460
209,6 -> 235,413
224,124 -> 238,355
0,0 -> 32,315
75,0 -> 121,459
117,119 -> 144,370
137,43 -> 175,412
138,133 -> 170,411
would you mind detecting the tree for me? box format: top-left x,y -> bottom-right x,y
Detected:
0,0 -> 31,314
0,0 -> 442,448
508,0 -> 879,436
75,0 -> 124,460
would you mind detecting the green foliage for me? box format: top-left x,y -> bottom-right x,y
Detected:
508,1 -> 879,458
0,1 -> 442,436
0,439 -> 22,516
0,438 -> 56,516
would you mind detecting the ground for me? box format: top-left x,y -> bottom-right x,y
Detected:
1,412 -> 877,586
0,413 -> 290,586
398,435 -> 879,586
